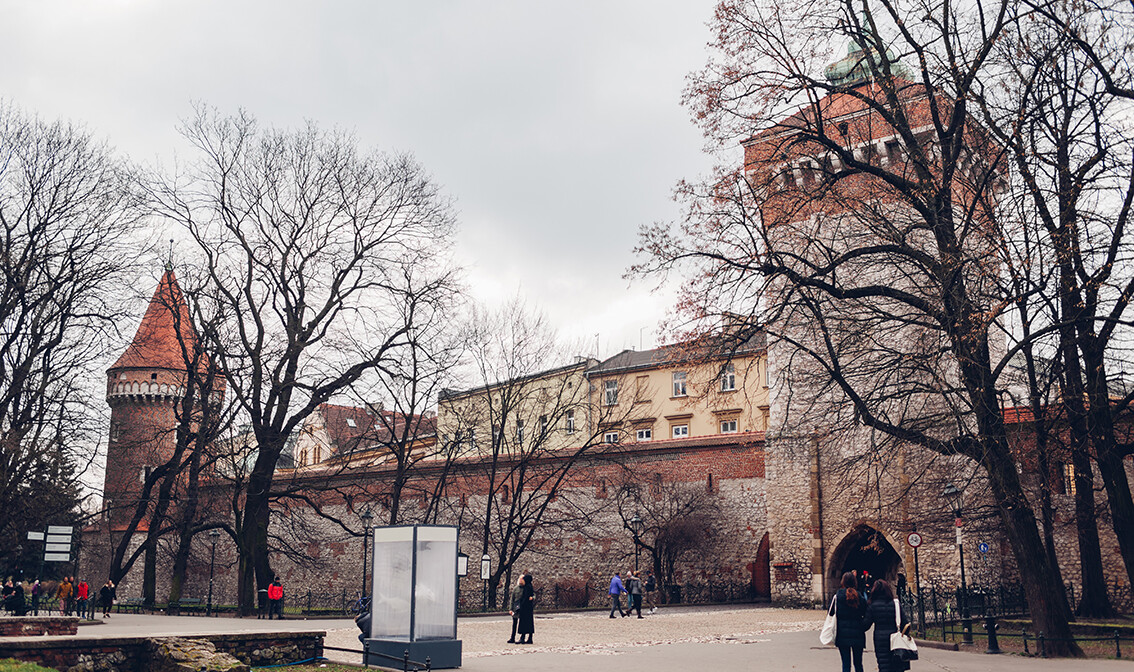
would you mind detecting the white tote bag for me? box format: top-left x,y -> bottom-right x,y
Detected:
819,594 -> 837,645
889,599 -> 919,663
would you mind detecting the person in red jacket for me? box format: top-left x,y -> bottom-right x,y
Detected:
76,579 -> 89,619
267,577 -> 284,619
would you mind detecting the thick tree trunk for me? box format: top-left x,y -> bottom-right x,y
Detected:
1070,449 -> 1114,617
142,540 -> 156,607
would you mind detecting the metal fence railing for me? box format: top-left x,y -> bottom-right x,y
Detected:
457,579 -> 762,613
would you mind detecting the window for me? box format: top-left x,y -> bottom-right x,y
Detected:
150,372 -> 158,381
516,420 -> 525,443
720,419 -> 738,434
672,424 -> 689,438
539,415 -> 548,434
636,428 -> 652,441
604,380 -> 619,405
604,431 -> 620,444
721,363 -> 736,392
467,428 -> 477,449
1064,462 -> 1077,496
635,375 -> 650,402
313,446 -> 321,463
672,371 -> 687,397
566,410 -> 575,434
110,423 -> 122,443
346,418 -> 356,428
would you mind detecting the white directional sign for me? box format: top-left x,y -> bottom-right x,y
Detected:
46,535 -> 71,544
44,553 -> 70,562
45,543 -> 70,552
46,526 -> 74,535
27,531 -> 44,541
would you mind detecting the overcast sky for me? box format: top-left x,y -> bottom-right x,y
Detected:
1,1 -> 723,358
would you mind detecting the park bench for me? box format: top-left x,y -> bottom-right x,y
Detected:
117,597 -> 146,614
166,598 -> 202,615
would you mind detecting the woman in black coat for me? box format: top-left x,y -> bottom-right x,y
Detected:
862,579 -> 910,672
832,571 -> 868,672
516,575 -> 535,644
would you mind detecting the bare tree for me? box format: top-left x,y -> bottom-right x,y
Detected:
975,0 -> 1134,611
149,106 -> 460,614
441,300 -> 621,608
635,0 -> 1089,653
615,477 -> 721,601
0,101 -> 145,575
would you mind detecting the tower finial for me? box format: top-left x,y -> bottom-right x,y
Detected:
165,238 -> 174,272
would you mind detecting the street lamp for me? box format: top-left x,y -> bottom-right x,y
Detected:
360,507 -> 374,598
207,528 -> 221,617
630,514 -> 644,572
943,483 -> 973,645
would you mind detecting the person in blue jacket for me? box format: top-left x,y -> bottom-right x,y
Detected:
608,572 -> 627,618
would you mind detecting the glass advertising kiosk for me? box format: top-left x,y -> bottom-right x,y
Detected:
366,525 -> 461,669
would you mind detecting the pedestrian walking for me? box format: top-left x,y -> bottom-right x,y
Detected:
76,579 -> 89,620
30,579 -> 40,616
831,571 -> 868,672
508,576 -> 525,644
862,579 -> 910,672
644,571 -> 658,613
56,576 -> 73,615
516,576 -> 534,645
267,576 -> 284,619
98,580 -> 115,618
9,580 -> 26,616
626,570 -> 643,618
608,571 -> 627,618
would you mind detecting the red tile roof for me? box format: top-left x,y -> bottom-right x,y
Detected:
109,270 -> 199,372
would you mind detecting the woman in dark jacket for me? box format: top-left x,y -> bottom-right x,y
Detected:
832,571 -> 867,672
516,576 -> 535,644
507,577 -> 525,644
862,579 -> 910,672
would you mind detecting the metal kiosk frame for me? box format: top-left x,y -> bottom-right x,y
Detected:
365,524 -> 462,669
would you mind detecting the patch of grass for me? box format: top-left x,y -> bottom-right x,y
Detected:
253,663 -> 367,672
0,659 -> 57,672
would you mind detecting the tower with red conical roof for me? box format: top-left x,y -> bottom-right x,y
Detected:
103,265 -> 213,528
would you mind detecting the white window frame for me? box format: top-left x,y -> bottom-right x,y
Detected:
604,380 -> 619,406
672,424 -> 689,438
636,427 -> 652,441
516,419 -> 525,443
721,363 -> 736,392
672,371 -> 687,397
566,410 -> 575,434
539,415 -> 548,434
720,419 -> 738,434
604,431 -> 620,444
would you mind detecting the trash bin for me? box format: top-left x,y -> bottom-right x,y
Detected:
257,589 -> 268,619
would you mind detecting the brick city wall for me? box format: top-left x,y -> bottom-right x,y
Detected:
0,617 -> 78,637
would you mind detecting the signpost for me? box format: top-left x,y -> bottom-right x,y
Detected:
27,525 -> 74,581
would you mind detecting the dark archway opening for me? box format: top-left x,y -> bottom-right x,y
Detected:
829,524 -> 903,590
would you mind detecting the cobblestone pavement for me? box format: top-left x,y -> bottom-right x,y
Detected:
53,606 -> 1134,670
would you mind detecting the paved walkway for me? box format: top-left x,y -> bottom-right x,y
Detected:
63,605 -> 1132,670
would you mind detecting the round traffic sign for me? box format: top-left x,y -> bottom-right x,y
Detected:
978,542 -> 989,554
907,532 -> 922,548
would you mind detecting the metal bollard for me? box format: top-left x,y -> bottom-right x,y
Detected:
403,649 -> 410,672
984,615 -> 1000,654
1022,630 -> 1029,655
425,656 -> 432,671
1037,632 -> 1046,658
1116,631 -> 1122,659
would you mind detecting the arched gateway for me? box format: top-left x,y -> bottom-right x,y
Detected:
828,524 -> 904,588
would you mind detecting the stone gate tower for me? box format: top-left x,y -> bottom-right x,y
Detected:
104,266 -> 201,528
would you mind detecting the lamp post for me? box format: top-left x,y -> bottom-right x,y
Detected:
630,514 -> 644,573
943,483 -> 973,645
360,507 -> 374,598
207,528 -> 220,617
